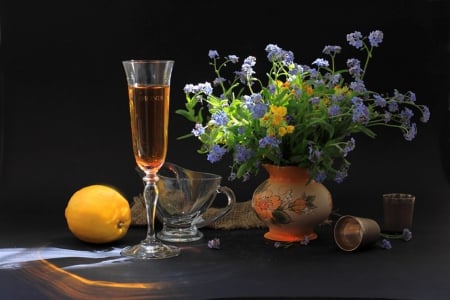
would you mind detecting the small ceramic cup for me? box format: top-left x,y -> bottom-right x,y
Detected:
334,215 -> 381,252
382,193 -> 415,233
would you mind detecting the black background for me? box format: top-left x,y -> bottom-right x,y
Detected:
0,0 -> 448,222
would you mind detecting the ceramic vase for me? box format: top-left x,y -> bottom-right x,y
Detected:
252,164 -> 333,242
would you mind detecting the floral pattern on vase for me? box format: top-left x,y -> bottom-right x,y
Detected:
252,164 -> 332,242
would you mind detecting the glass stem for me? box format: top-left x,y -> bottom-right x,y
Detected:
143,173 -> 159,243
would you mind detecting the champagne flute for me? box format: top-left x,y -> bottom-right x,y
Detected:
121,60 -> 180,259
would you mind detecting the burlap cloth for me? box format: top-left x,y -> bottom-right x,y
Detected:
130,194 -> 266,229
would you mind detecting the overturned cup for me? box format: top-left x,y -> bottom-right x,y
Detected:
334,215 -> 380,252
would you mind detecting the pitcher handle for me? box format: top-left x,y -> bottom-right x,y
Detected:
195,185 -> 236,228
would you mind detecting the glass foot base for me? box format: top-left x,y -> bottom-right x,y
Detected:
157,228 -> 204,243
121,240 -> 180,259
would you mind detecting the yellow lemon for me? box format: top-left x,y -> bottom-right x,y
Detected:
65,184 -> 131,244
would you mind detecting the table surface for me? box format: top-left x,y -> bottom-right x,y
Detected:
1,202 -> 450,300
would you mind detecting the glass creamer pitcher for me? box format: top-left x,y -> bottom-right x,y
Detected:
155,163 -> 236,242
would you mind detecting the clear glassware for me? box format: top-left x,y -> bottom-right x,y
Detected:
121,60 -> 180,259
156,164 -> 236,242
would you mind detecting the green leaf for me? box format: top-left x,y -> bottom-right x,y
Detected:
177,133 -> 194,140
175,109 -> 196,122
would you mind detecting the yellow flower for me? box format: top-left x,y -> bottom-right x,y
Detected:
272,114 -> 283,126
334,85 -> 349,95
270,105 -> 287,117
278,127 -> 287,136
304,84 -> 314,96
275,80 -> 284,87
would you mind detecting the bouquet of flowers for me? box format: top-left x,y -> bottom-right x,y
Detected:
176,30 -> 430,183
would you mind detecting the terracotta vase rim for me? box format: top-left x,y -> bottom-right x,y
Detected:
262,164 -> 311,182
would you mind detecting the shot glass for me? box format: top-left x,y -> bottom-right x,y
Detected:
382,193 -> 415,233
